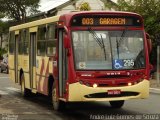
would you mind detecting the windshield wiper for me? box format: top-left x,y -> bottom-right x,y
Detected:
100,34 -> 107,60
88,28 -> 103,48
88,28 -> 107,60
116,29 -> 127,59
118,28 -> 127,46
116,36 -> 120,59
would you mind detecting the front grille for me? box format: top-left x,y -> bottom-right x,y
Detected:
84,92 -> 139,98
98,83 -> 127,87
96,75 -> 130,79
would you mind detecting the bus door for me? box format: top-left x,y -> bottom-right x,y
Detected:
29,32 -> 37,89
14,31 -> 19,83
58,29 -> 68,98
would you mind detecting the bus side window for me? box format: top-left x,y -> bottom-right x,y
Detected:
24,29 -> 29,55
46,23 -> 57,56
18,30 -> 24,55
37,25 -> 47,56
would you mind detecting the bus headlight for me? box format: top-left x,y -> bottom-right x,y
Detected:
128,82 -> 132,86
93,83 -> 98,88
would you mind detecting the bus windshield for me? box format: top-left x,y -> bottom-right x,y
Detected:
72,30 -> 145,70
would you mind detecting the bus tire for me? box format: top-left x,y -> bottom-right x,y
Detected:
21,74 -> 31,97
109,100 -> 124,108
52,85 -> 65,111
0,67 -> 2,73
6,68 -> 9,74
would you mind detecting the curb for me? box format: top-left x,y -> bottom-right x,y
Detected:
149,88 -> 160,94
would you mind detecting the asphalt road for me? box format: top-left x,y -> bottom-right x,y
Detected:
0,73 -> 160,120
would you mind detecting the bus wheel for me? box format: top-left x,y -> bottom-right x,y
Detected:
0,67 -> 2,73
21,74 -> 31,97
52,86 -> 65,111
6,68 -> 9,74
109,100 -> 124,108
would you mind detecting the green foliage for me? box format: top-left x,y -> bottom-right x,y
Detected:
117,0 -> 160,37
105,2 -> 114,10
0,0 -> 40,22
0,13 -> 5,19
0,47 -> 7,60
115,0 -> 160,64
0,20 -> 9,34
79,2 -> 91,11
0,20 -> 9,44
104,0 -> 118,10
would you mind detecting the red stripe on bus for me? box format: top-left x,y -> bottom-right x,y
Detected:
38,58 -> 44,92
43,60 -> 49,95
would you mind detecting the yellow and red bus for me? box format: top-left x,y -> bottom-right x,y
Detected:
9,11 -> 151,110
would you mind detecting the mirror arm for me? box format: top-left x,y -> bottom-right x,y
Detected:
64,26 -> 68,34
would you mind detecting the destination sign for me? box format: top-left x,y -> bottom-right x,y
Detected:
71,15 -> 142,26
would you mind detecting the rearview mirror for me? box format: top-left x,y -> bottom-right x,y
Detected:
64,34 -> 70,48
146,33 -> 152,54
63,26 -> 70,48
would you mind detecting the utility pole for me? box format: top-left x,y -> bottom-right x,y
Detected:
157,46 -> 160,86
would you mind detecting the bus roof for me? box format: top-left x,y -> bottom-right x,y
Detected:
9,15 -> 60,31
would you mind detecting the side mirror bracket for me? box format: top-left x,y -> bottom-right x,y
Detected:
146,33 -> 152,54
64,26 -> 71,49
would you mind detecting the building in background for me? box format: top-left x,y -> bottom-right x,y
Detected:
0,0 -> 117,51
29,0 -> 117,20
49,0 -> 117,15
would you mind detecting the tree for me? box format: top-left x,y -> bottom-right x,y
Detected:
79,2 -> 91,11
114,0 -> 160,64
0,13 -> 4,19
0,0 -> 40,23
0,47 -> 7,60
0,20 -> 9,48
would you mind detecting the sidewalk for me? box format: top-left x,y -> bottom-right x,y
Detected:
150,79 -> 160,94
150,79 -> 160,89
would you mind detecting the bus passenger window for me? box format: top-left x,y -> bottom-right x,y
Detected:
37,41 -> 46,56
38,26 -> 47,40
18,30 -> 24,55
46,23 -> 56,56
24,29 -> 29,55
47,41 -> 56,55
37,26 -> 47,56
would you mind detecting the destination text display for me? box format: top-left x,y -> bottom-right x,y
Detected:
71,15 -> 142,26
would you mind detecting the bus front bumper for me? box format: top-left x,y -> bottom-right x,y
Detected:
68,80 -> 149,102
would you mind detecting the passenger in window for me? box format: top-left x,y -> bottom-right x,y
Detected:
119,43 -> 129,53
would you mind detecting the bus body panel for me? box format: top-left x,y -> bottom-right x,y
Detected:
9,55 -> 15,81
36,56 -> 52,95
9,15 -> 60,95
68,79 -> 149,101
9,16 -> 60,31
21,55 -> 30,89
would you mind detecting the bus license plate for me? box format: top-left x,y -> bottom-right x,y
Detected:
108,90 -> 121,95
